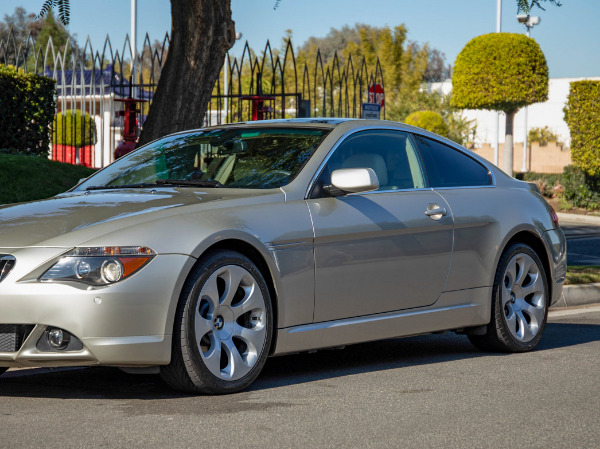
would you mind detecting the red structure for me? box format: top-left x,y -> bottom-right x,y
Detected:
114,96 -> 148,159
240,94 -> 276,121
240,73 -> 275,121
52,144 -> 95,167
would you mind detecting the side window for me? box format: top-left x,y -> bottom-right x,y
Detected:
314,130 -> 427,196
412,135 -> 492,188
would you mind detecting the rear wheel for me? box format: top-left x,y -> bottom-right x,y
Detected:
161,250 -> 273,394
469,243 -> 548,352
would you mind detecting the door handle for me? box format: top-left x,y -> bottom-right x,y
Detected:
425,205 -> 447,220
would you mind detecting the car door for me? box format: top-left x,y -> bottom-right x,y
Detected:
306,129 -> 454,323
410,134 -> 498,292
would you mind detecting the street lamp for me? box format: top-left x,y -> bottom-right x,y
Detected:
517,14 -> 541,172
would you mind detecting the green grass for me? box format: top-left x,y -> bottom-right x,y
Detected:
0,153 -> 96,205
566,266 -> 600,285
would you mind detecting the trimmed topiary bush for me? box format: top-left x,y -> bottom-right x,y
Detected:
405,110 -> 449,138
53,110 -> 97,147
0,64 -> 56,156
451,33 -> 548,175
564,81 -> 600,177
451,33 -> 548,112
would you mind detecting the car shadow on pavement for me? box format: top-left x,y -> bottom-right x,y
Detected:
0,322 -> 597,401
252,321 -> 600,391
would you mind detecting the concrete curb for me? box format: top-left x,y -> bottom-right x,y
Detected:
557,212 -> 600,225
550,282 -> 600,309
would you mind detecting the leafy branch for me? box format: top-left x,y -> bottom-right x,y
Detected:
38,0 -> 70,26
517,0 -> 562,13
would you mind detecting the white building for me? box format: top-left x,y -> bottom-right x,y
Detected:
429,77 -> 600,147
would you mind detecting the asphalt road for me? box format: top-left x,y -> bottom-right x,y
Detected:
561,221 -> 600,266
0,306 -> 599,448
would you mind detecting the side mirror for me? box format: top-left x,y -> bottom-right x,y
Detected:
326,168 -> 380,196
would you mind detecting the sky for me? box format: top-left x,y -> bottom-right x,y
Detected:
1,0 -> 599,79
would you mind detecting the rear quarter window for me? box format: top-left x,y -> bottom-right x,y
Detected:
412,135 -> 492,188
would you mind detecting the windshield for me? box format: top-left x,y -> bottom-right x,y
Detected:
76,127 -> 330,190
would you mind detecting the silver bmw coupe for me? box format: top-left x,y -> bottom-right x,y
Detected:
0,119 -> 566,394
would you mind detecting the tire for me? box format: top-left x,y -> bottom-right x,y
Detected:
0,367 -> 7,376
161,249 -> 273,394
469,243 -> 549,353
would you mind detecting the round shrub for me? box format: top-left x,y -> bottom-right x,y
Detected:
404,110 -> 449,138
53,110 -> 97,147
451,33 -> 548,112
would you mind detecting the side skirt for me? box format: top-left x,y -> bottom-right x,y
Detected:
273,287 -> 491,355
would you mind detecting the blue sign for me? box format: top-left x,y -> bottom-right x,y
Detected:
362,103 -> 381,120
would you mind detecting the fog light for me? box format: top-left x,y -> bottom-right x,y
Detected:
48,327 -> 70,350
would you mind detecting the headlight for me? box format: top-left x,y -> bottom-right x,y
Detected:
40,246 -> 156,286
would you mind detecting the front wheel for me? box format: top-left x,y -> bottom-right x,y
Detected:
161,250 -> 273,394
469,243 -> 549,353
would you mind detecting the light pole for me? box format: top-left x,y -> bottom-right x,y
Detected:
131,0 -> 137,87
223,32 -> 243,123
494,0 -> 502,166
517,14 -> 541,172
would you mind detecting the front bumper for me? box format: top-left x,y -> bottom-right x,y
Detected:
0,249 -> 195,368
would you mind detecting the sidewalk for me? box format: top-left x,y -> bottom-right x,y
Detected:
557,212 -> 600,225
551,283 -> 600,309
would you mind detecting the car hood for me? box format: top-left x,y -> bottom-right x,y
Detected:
0,188 -> 280,248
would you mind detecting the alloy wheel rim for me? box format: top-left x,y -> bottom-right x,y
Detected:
501,253 -> 546,343
194,265 -> 267,381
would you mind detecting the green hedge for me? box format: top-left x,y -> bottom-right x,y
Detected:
405,111 -> 450,138
451,33 -> 548,112
53,110 -> 97,147
0,64 -> 56,155
564,81 -> 600,177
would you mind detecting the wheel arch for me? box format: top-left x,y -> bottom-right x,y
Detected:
498,229 -> 553,301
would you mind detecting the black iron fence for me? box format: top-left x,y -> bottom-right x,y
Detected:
1,30 -> 384,167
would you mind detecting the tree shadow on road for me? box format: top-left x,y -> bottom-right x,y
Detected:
0,321 -> 597,402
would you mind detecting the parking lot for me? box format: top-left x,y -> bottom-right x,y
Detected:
1,306 -> 598,448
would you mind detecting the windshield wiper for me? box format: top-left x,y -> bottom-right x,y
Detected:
155,179 -> 224,188
85,179 -> 224,191
86,183 -> 158,191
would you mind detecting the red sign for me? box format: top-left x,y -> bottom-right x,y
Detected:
368,83 -> 385,107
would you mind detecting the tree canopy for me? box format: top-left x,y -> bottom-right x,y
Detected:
1,7 -> 78,69
451,33 -> 548,113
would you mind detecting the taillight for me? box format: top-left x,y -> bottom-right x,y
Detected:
549,204 -> 559,228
